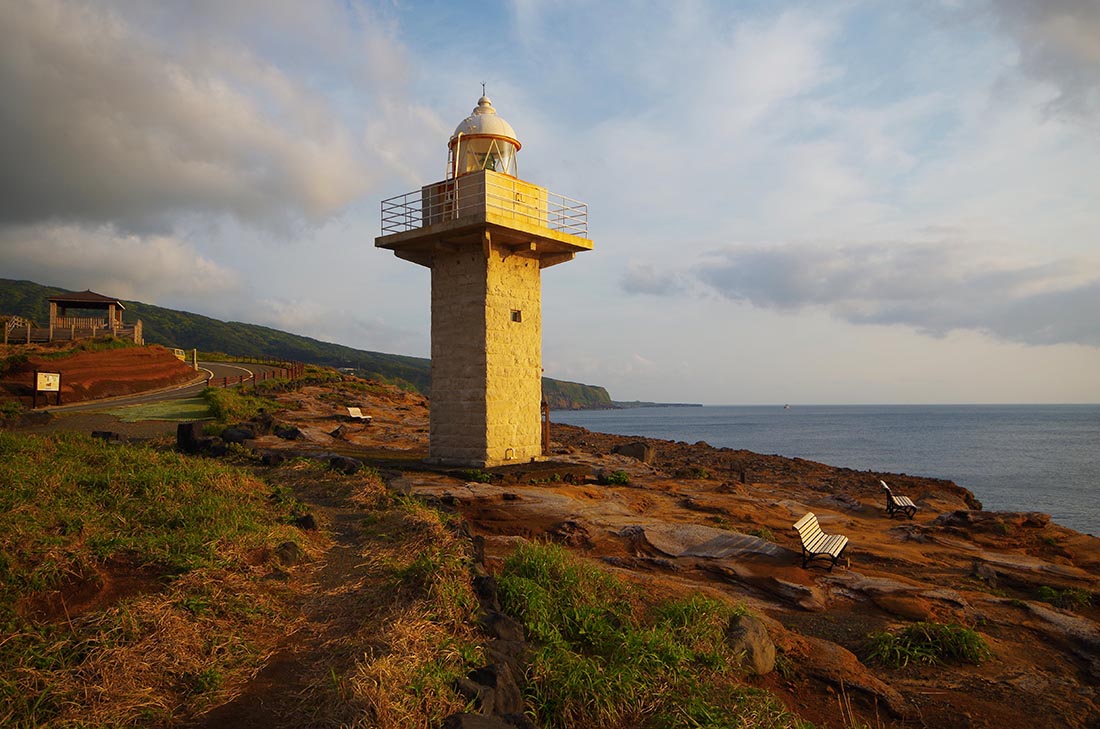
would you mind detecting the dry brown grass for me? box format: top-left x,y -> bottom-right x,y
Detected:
283,498 -> 484,728
37,567 -> 308,727
161,462 -> 488,728
4,391 -> 533,727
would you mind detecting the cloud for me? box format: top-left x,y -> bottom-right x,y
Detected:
252,296 -> 425,356
0,0 -> 370,232
987,0 -> 1100,122
621,261 -> 687,296
0,223 -> 239,301
694,241 -> 1100,346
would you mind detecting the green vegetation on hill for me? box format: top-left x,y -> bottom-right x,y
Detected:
542,377 -> 613,409
0,279 -> 611,408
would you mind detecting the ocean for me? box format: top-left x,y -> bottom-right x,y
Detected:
550,404 -> 1100,537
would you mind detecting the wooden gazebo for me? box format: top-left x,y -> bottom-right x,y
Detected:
50,290 -> 125,329
10,290 -> 146,344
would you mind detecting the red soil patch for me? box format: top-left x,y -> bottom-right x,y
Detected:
18,557 -> 168,624
0,344 -> 198,405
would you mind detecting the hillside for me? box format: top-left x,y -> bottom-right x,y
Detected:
0,278 -> 612,408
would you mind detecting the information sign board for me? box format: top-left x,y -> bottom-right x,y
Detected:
36,372 -> 61,392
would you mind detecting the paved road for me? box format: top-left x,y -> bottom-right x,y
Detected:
40,361 -> 285,413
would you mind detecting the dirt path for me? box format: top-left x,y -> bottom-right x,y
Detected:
193,500 -> 369,728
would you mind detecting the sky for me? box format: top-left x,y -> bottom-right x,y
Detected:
1,0 -> 1098,405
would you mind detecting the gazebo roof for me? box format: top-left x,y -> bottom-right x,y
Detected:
48,290 -> 126,309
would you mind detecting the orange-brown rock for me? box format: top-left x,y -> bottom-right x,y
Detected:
238,379 -> 1099,728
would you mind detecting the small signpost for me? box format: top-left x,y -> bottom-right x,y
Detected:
33,371 -> 61,408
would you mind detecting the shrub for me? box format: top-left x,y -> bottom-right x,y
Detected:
866,622 -> 992,668
675,466 -> 712,479
202,386 -> 280,423
748,527 -> 775,542
0,352 -> 28,375
0,400 -> 24,420
1036,585 -> 1092,611
459,468 -> 492,484
598,469 -> 630,486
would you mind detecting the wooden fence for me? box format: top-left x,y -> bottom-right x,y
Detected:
4,321 -> 143,345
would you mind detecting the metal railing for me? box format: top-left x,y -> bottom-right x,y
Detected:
381,175 -> 588,238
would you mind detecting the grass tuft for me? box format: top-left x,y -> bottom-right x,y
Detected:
1035,585 -> 1092,611
597,469 -> 630,485
498,542 -> 799,728
866,622 -> 992,668
202,386 -> 281,423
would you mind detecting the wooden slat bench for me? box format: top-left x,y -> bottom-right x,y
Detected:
792,512 -> 849,571
880,480 -> 917,519
346,406 -> 372,424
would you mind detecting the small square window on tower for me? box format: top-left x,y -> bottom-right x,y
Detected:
511,309 -> 523,323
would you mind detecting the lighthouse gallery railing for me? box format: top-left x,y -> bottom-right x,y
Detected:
380,174 -> 588,238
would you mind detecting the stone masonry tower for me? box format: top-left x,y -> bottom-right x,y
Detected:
376,95 -> 592,467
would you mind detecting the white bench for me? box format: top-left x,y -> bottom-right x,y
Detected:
880,480 -> 917,519
793,512 -> 849,571
346,406 -> 372,424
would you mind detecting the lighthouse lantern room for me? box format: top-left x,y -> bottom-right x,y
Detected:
449,95 -> 520,178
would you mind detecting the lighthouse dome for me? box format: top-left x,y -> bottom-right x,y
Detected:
448,95 -> 521,178
451,96 -> 520,148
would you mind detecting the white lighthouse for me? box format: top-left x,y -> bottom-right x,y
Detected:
376,95 -> 593,467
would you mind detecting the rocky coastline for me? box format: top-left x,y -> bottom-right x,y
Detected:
9,374 -> 1100,728
211,379 -> 1100,728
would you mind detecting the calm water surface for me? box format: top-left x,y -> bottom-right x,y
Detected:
551,404 -> 1100,536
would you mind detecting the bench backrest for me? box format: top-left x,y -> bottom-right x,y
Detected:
880,480 -> 898,503
793,512 -> 822,543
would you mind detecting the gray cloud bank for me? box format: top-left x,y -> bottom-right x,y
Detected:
990,0 -> 1100,122
0,0 -> 367,232
692,242 -> 1100,347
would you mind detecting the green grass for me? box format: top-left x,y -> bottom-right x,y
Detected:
202,386 -> 281,423
0,431 -> 302,597
748,527 -> 776,542
597,469 -> 631,485
498,542 -> 800,729
459,468 -> 492,484
35,337 -> 139,359
0,431 -> 306,725
0,399 -> 24,420
349,497 -> 486,725
104,396 -> 213,422
866,622 -> 992,668
1035,585 -> 1092,611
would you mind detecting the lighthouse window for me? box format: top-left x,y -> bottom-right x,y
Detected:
511,310 -> 522,323
459,138 -> 517,176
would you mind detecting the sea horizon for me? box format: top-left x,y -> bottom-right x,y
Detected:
552,403 -> 1100,537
